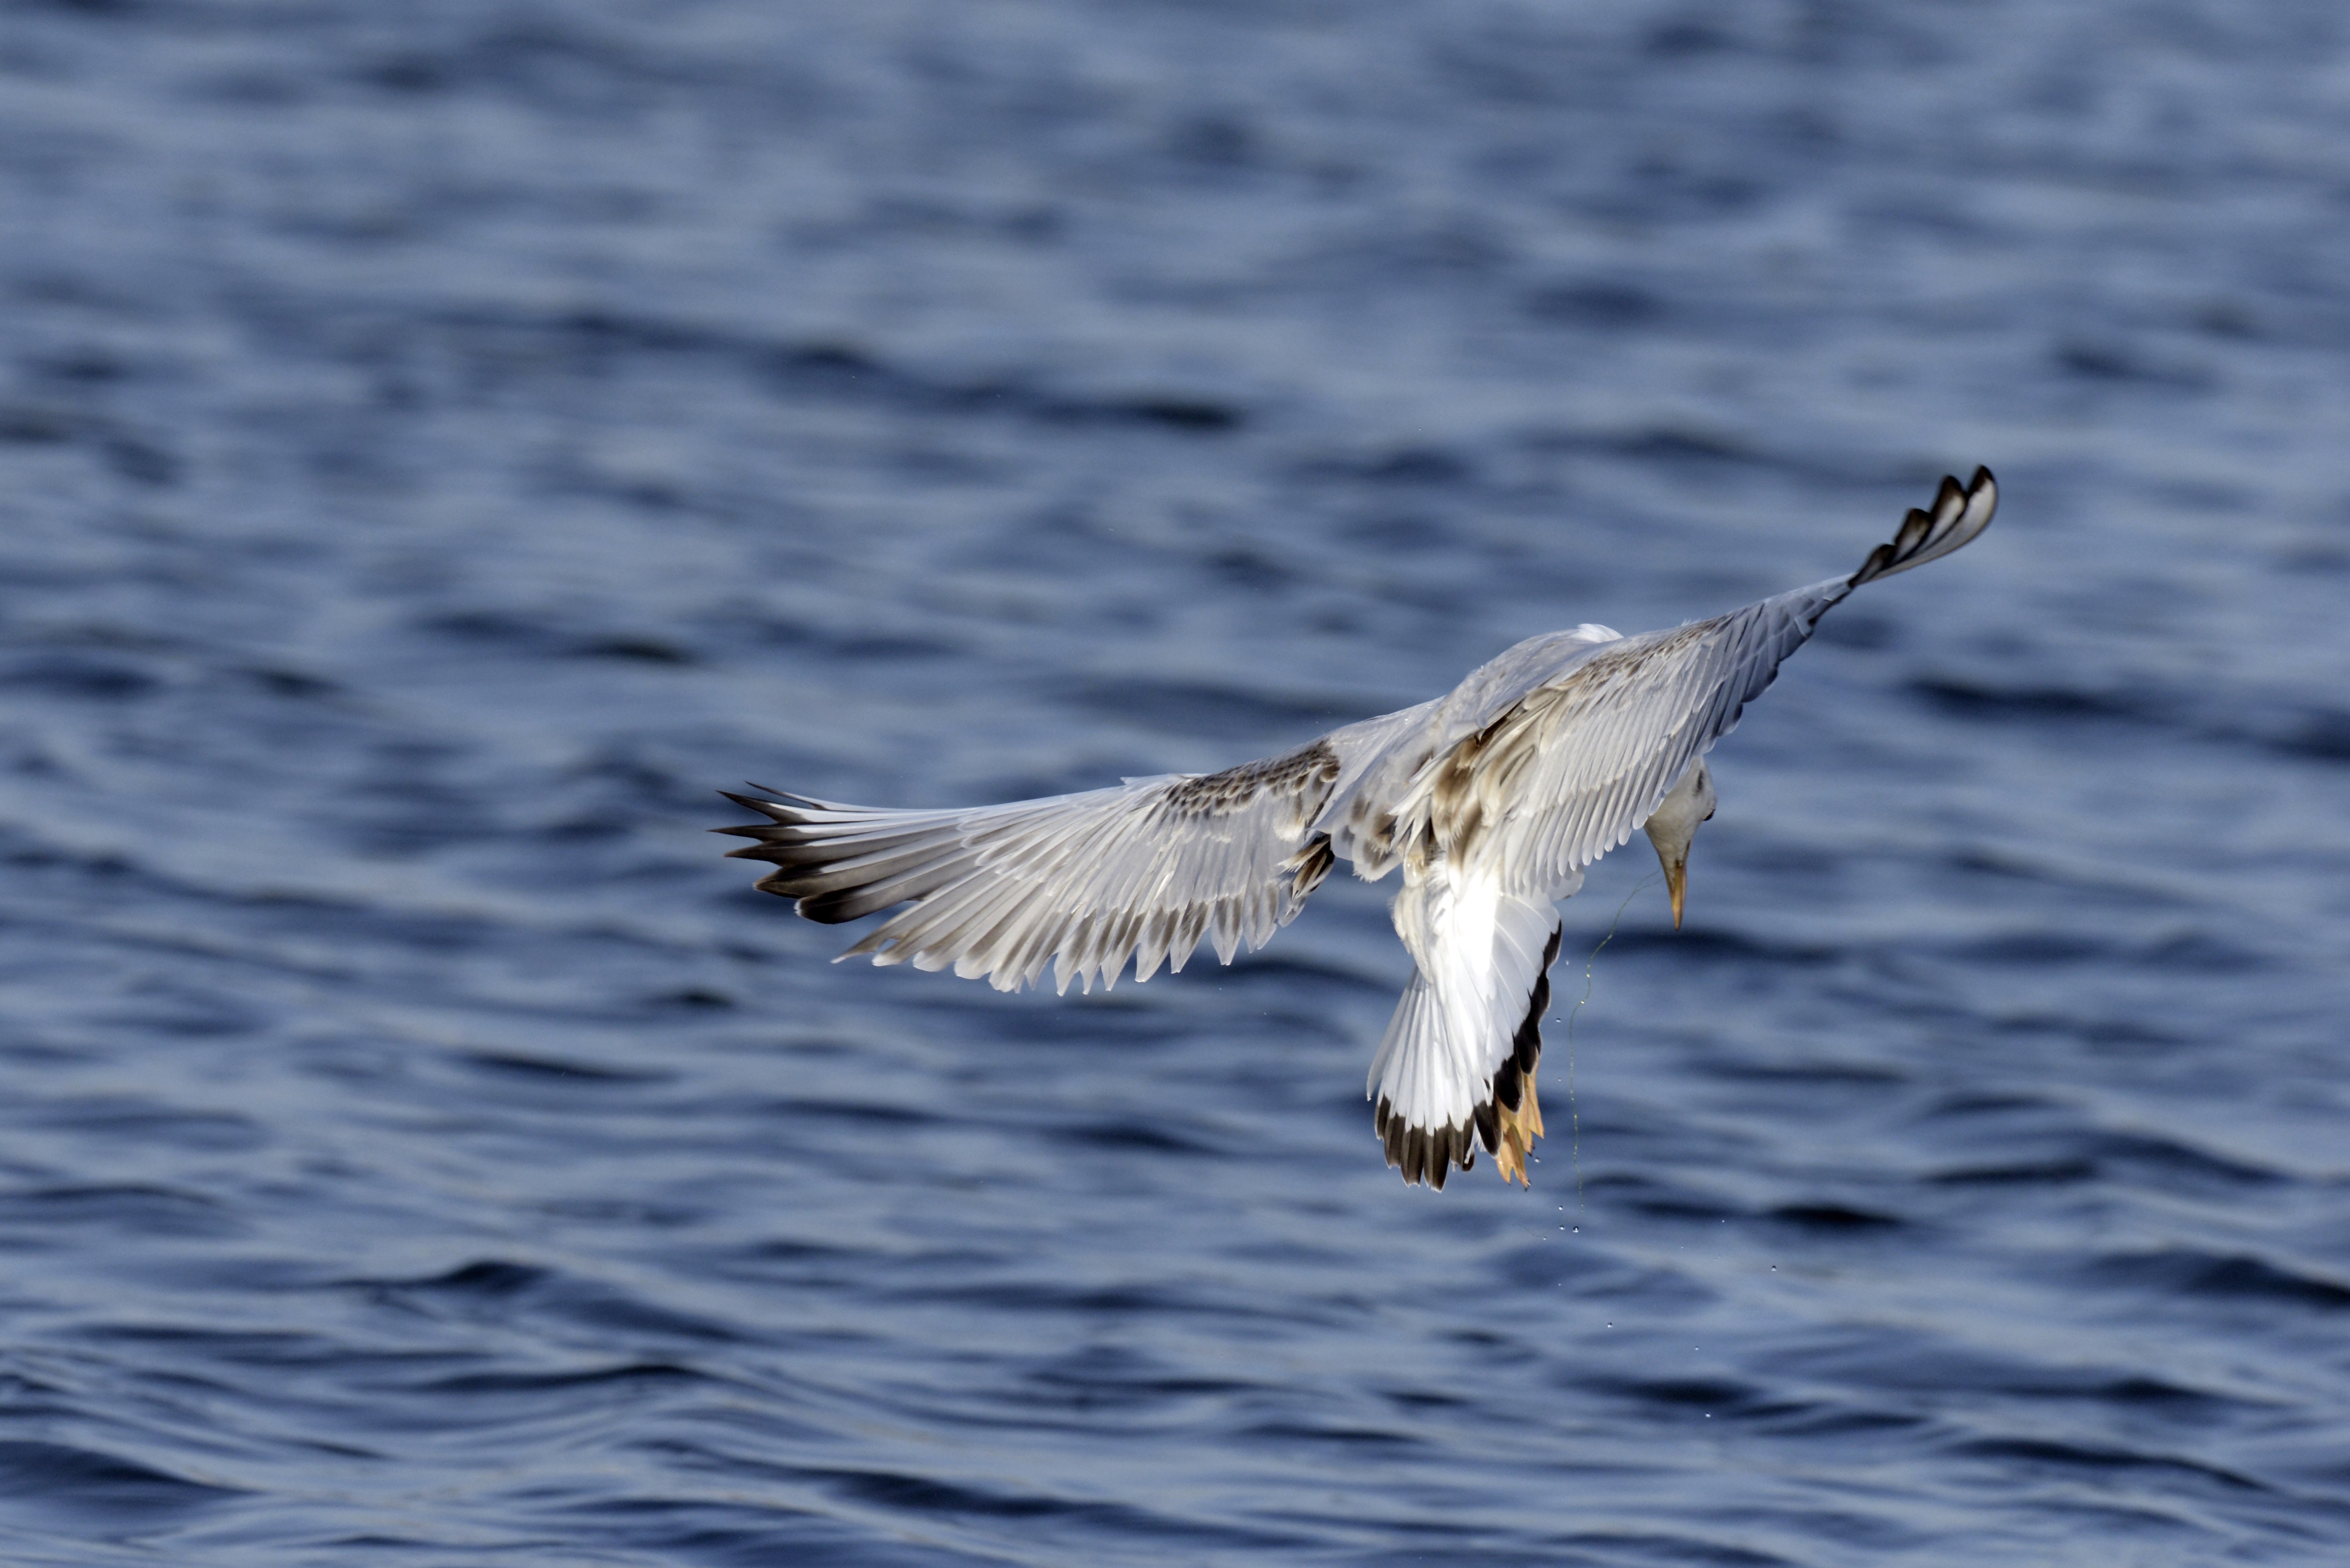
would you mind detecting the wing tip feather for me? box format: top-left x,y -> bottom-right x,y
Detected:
1848,465 -> 1997,587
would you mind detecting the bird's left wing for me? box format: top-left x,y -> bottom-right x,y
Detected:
1396,467 -> 1996,896
717,740 -> 1356,995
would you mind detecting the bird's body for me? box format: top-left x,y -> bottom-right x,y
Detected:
721,470 -> 1997,1187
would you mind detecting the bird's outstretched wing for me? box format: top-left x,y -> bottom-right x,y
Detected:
1364,467 -> 1995,1187
1395,467 -> 1997,899
717,742 -> 1351,995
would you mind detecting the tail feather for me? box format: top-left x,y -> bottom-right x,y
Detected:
1369,877 -> 1562,1188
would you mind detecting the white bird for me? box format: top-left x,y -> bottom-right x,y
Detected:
721,469 -> 1996,1188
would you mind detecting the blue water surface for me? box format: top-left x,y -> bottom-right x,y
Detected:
2,3 -> 2348,1563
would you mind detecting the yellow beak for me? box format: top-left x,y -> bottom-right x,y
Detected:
1665,856 -> 1687,930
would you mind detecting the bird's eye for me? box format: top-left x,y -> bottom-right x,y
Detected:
1703,805 -> 1716,822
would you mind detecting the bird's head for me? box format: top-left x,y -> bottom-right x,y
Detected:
1642,761 -> 1716,930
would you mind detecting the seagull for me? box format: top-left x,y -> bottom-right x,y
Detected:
720,468 -> 1996,1188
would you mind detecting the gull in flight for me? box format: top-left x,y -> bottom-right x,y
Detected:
721,469 -> 1996,1188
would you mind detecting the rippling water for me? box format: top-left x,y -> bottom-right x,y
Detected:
3,3 -> 2348,1563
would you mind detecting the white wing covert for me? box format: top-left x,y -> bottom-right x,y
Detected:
1398,466 -> 1998,900
1398,585 -> 1835,896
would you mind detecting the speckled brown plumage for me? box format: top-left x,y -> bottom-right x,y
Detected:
1162,739 -> 1338,817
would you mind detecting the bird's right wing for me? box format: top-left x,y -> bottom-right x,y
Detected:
1396,467 -> 1996,897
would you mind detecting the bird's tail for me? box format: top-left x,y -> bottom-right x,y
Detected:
1368,876 -> 1562,1189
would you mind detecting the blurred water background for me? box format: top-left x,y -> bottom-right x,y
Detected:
3,2 -> 2349,1563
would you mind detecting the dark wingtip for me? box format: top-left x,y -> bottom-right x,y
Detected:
1848,466 -> 1998,587
790,887 -> 872,924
